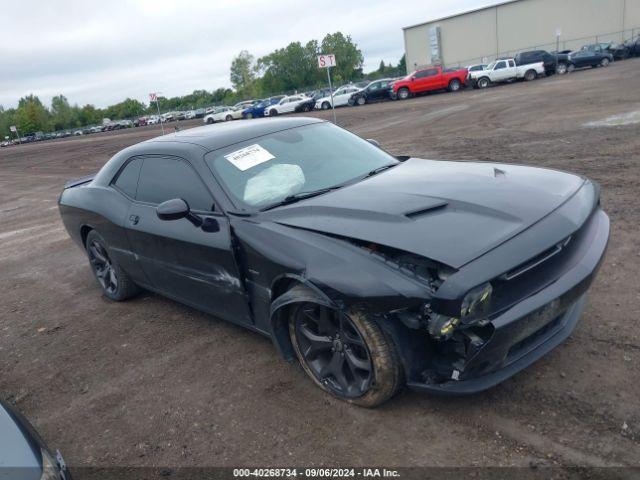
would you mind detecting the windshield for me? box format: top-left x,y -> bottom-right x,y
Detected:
205,122 -> 398,209
486,61 -> 496,70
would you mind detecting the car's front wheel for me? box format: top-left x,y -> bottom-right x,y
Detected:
85,230 -> 139,301
397,87 -> 410,100
289,300 -> 403,407
321,101 -> 330,110
600,57 -> 610,67
448,79 -> 461,92
556,62 -> 568,75
477,77 -> 490,89
206,118 -> 214,124
225,115 -> 233,121
356,96 -> 366,106
269,109 -> 278,116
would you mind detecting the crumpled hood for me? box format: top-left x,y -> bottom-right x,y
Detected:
263,158 -> 585,269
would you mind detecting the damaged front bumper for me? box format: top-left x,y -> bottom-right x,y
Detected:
408,207 -> 609,395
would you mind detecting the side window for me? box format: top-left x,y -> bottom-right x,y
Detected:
136,157 -> 215,211
113,157 -> 143,198
508,60 -> 515,67
495,61 -> 507,70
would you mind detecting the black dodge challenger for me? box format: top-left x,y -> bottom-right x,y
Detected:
59,118 -> 609,406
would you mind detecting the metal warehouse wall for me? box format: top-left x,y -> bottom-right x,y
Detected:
403,0 -> 640,71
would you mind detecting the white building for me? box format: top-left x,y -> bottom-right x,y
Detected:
403,0 -> 640,71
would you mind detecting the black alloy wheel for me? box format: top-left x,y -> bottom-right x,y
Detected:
87,239 -> 118,295
293,303 -> 373,398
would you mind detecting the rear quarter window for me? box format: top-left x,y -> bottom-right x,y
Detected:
112,157 -> 143,198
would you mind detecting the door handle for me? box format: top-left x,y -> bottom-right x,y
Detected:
129,214 -> 139,225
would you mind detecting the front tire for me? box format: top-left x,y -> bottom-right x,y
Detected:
397,87 -> 410,100
206,118 -> 214,124
225,115 -> 233,121
321,101 -> 330,110
556,62 -> 568,75
600,57 -> 610,67
477,77 -> 490,89
356,96 -> 366,106
269,109 -> 278,116
289,299 -> 403,407
85,230 -> 139,301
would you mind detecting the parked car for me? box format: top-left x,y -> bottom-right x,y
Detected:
315,86 -> 361,109
58,117 -> 609,407
195,108 -> 206,118
392,65 -> 468,100
622,36 -> 640,57
583,42 -> 629,60
468,58 -> 544,88
348,78 -> 395,105
264,95 -> 311,116
0,400 -> 71,479
73,129 -> 83,136
203,106 -> 243,124
467,64 -> 487,72
233,100 -> 257,110
133,117 -> 148,127
185,110 -> 197,120
147,115 -> 160,125
243,97 -> 285,119
565,49 -> 613,72
295,89 -> 332,112
514,49 -> 569,75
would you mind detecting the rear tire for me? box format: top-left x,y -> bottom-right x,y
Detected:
85,230 -> 139,301
321,101 -> 330,110
303,104 -> 311,112
524,69 -> 536,81
206,118 -> 214,124
288,295 -> 403,408
356,96 -> 366,106
397,87 -> 410,100
448,79 -> 461,92
555,63 -> 568,75
600,57 -> 610,67
225,115 -> 233,121
269,109 -> 278,116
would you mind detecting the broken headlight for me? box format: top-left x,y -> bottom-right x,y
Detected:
427,282 -> 493,340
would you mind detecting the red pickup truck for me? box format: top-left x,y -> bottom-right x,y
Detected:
392,66 -> 468,99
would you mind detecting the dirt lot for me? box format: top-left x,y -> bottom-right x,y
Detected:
1,59 -> 639,474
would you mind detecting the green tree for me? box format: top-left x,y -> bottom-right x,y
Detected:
50,95 -> 77,130
15,95 -> 49,133
257,40 -> 322,94
320,32 -> 363,84
230,50 -> 258,98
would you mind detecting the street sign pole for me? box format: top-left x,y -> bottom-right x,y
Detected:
555,28 -> 562,73
10,125 -> 20,144
156,99 -> 164,135
318,54 -> 337,124
326,67 -> 337,124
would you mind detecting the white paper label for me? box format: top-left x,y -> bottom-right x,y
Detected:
224,144 -> 275,171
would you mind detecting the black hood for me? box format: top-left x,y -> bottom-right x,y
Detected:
263,158 -> 585,269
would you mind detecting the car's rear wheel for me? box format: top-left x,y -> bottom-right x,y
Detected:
477,77 -> 490,89
289,300 -> 403,407
321,101 -> 330,110
85,230 -> 139,301
206,118 -> 214,124
397,87 -> 410,100
225,115 -> 233,121
448,79 -> 461,92
269,109 -> 278,116
556,62 -> 568,75
600,57 -> 610,67
524,69 -> 536,81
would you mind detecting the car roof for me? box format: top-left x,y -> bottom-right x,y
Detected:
144,117 -> 324,152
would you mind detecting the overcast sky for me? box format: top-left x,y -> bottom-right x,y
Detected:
0,0 -> 498,109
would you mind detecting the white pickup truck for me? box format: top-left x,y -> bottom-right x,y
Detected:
468,58 -> 545,89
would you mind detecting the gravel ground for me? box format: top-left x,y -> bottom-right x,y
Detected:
1,58 -> 639,475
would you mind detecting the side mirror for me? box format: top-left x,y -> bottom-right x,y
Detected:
157,198 -> 190,221
366,138 -> 381,148
156,198 -> 204,228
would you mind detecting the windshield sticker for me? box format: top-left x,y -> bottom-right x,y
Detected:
224,144 -> 275,171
